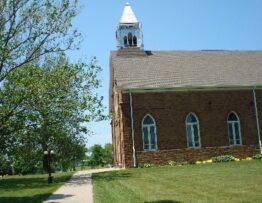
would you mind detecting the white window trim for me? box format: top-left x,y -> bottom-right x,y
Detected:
227,111 -> 242,146
185,112 -> 201,148
141,114 -> 158,151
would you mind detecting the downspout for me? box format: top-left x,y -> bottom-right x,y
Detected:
129,90 -> 137,167
252,86 -> 262,154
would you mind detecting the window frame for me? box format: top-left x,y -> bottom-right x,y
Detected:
185,112 -> 201,148
141,114 -> 158,151
227,111 -> 242,146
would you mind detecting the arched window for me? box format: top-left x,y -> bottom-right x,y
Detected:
124,36 -> 127,47
133,35 -> 137,46
142,114 -> 157,151
185,113 -> 201,148
128,32 -> 133,46
227,112 -> 242,145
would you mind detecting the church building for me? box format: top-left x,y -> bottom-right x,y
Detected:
110,3 -> 262,167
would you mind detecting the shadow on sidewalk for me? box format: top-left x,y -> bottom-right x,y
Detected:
65,173 -> 91,187
46,194 -> 74,201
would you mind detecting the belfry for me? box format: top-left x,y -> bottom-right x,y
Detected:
116,3 -> 143,49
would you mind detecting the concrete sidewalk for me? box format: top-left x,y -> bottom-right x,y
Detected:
43,168 -> 119,203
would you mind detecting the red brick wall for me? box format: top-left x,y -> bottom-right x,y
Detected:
117,89 -> 262,167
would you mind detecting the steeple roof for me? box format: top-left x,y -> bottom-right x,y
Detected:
120,3 -> 138,24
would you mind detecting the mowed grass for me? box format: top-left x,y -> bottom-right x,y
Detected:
93,160 -> 262,203
0,172 -> 73,203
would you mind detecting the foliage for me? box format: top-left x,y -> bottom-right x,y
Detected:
138,163 -> 154,168
0,0 -> 107,174
143,163 -> 154,168
88,144 -> 113,167
103,143 -> 113,166
93,161 -> 262,203
195,159 -> 213,164
0,0 -> 80,82
0,155 -> 9,175
0,56 -> 106,173
167,160 -> 176,166
0,172 -> 73,203
211,155 -> 236,163
253,154 -> 262,159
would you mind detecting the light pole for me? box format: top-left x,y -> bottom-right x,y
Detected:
44,150 -> 55,183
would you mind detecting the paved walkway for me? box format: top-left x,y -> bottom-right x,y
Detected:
43,168 -> 119,203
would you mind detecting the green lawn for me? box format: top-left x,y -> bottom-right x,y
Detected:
93,160 -> 262,203
0,172 -> 73,203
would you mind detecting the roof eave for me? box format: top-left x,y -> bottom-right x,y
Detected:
121,85 -> 262,93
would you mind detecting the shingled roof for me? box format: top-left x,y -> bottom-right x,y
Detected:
110,50 -> 262,91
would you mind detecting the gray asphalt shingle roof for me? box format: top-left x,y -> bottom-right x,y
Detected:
110,50 -> 262,90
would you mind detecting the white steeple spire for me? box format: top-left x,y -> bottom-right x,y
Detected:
120,2 -> 138,24
116,3 -> 143,49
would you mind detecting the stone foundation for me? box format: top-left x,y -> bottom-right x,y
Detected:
135,145 -> 259,166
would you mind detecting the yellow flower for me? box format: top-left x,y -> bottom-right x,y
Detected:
245,157 -> 252,160
195,161 -> 202,164
206,159 -> 212,163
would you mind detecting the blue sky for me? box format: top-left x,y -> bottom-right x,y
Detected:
68,0 -> 262,148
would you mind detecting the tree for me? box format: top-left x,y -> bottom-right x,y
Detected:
103,143 -> 113,165
0,0 -> 80,82
88,144 -> 113,167
0,0 -> 82,162
0,56 -> 106,173
89,144 -> 105,167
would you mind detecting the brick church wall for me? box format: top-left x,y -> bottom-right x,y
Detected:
116,89 -> 262,167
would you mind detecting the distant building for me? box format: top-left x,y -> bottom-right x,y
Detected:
110,3 -> 262,167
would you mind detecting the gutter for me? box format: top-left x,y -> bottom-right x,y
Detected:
252,86 -> 262,154
122,85 -> 262,93
129,90 -> 137,167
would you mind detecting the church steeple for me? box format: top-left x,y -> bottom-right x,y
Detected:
116,3 -> 143,49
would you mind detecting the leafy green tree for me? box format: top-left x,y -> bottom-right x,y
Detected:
0,0 -> 80,82
0,155 -> 9,175
103,143 -> 113,165
0,56 -> 106,173
89,143 -> 113,167
89,144 -> 105,167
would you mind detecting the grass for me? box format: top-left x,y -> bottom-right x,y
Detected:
93,160 -> 262,203
0,172 -> 73,203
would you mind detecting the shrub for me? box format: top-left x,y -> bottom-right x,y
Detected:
168,160 -> 176,166
138,163 -> 154,168
234,158 -> 240,161
203,159 -> 212,164
253,154 -> 262,159
211,155 -> 236,163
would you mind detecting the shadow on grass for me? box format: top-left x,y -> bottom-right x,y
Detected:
0,193 -> 52,203
0,174 -> 71,191
92,171 -> 132,181
145,201 -> 182,203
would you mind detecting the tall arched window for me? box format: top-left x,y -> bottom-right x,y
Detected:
124,36 -> 127,47
142,114 -> 157,151
133,35 -> 137,46
185,113 -> 201,148
227,112 -> 242,145
128,32 -> 133,46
